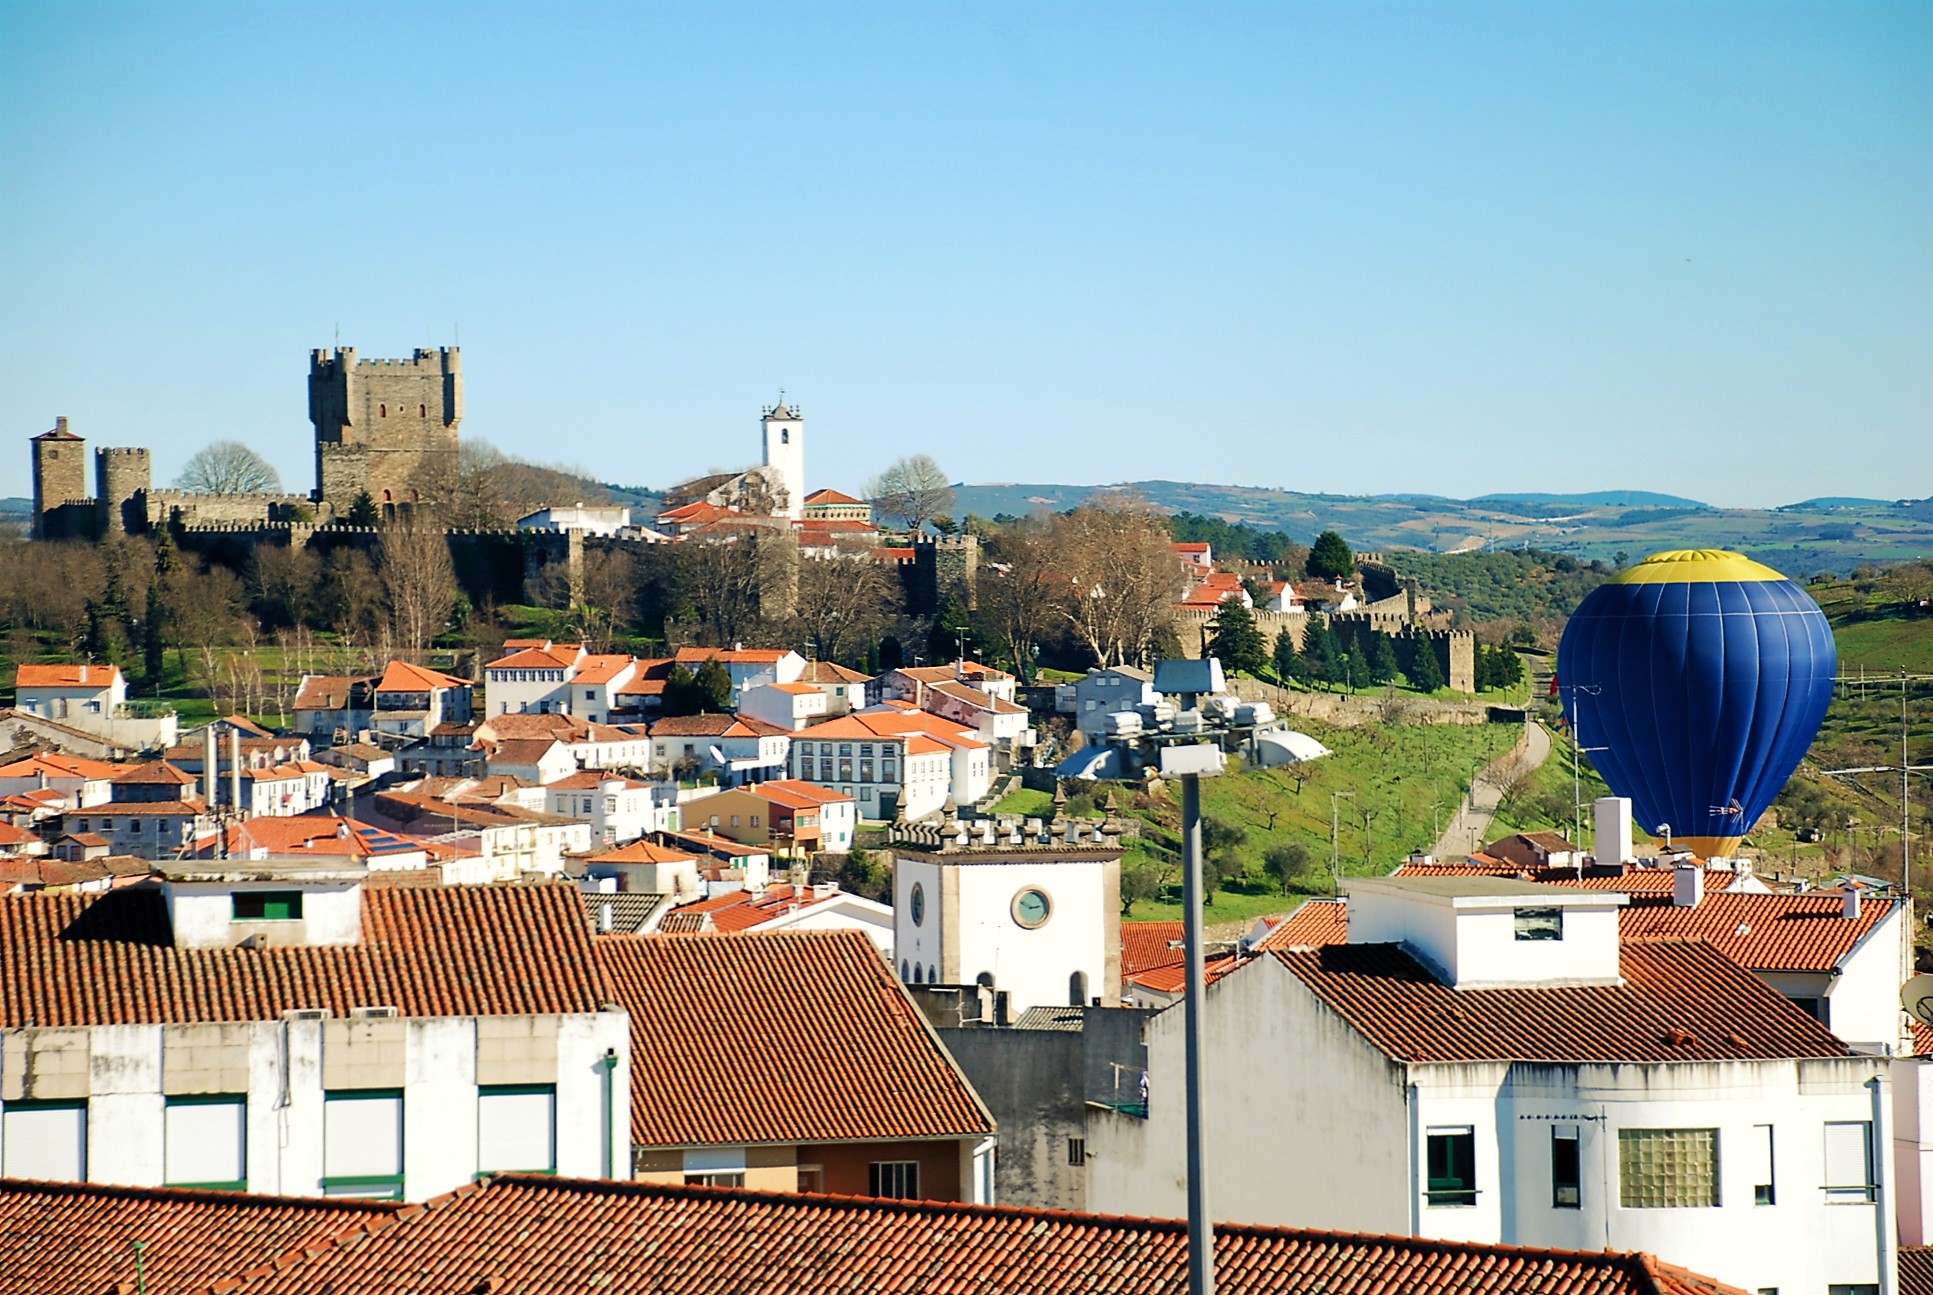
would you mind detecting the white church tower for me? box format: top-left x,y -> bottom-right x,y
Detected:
761,395 -> 805,521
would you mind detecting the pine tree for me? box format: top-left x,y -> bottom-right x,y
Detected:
1368,633 -> 1400,685
1306,530 -> 1356,581
1206,600 -> 1268,676
1302,617 -> 1341,689
1271,624 -> 1305,684
693,657 -> 734,713
1407,638 -> 1446,693
662,663 -> 702,716
346,490 -> 381,528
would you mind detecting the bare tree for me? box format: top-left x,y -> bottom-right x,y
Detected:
1051,501 -> 1183,667
978,514 -> 1060,678
865,455 -> 955,534
789,553 -> 892,665
176,441 -> 282,494
379,523 -> 456,656
571,547 -> 638,652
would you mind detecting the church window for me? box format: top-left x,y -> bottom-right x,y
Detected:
781,429 -> 789,445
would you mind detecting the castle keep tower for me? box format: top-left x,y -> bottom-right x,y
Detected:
31,417 -> 87,540
95,446 -> 152,537
760,397 -> 805,521
309,346 -> 461,509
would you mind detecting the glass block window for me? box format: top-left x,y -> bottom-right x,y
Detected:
1618,1128 -> 1719,1208
1514,907 -> 1563,941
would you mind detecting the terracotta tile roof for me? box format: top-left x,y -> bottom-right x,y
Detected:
894,661 -> 1013,684
1129,950 -> 1245,995
83,799 -> 206,816
1395,863 -> 1745,894
486,646 -> 578,671
873,545 -> 916,561
292,674 -> 365,710
0,823 -> 36,848
1174,541 -> 1211,554
566,654 -> 635,685
595,930 -> 991,1147
742,778 -> 852,810
803,488 -> 866,506
14,663 -> 121,689
474,712 -> 587,742
546,769 -> 648,791
1616,891 -> 1895,973
673,647 -> 794,665
649,714 -> 784,738
374,660 -> 470,692
0,882 -> 608,1026
1903,1247 -> 1933,1295
1913,1020 -> 1933,1057
655,884 -> 852,934
110,760 -> 196,785
1121,920 -> 1185,976
590,839 -> 697,865
1269,939 -> 1851,1064
796,660 -> 870,684
765,680 -> 821,695
0,751 -> 122,780
0,1179 -> 398,1295
484,738 -> 567,766
61,832 -> 111,848
660,829 -> 769,860
0,1175 -> 1757,1295
1255,898 -> 1349,949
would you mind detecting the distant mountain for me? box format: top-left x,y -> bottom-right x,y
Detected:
1778,497 -> 1894,512
0,497 -> 29,517
949,480 -> 1933,576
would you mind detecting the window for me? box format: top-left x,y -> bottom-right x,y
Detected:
1828,1287 -> 1879,1295
233,891 -> 303,921
780,429 -> 789,445
128,819 -> 143,835
869,1160 -> 920,1198
860,787 -> 873,802
1824,1121 -> 1876,1203
1618,1128 -> 1719,1208
685,1171 -> 744,1187
379,403 -> 387,417
1425,1127 -> 1477,1206
418,403 -> 427,418
1752,1124 -> 1775,1205
478,1085 -> 555,1174
1552,1124 -> 1580,1208
1068,1138 -> 1087,1167
323,1090 -> 404,1198
1,1099 -> 86,1180
1070,970 -> 1089,1006
165,1095 -> 246,1190
750,815 -> 760,827
1514,907 -> 1563,941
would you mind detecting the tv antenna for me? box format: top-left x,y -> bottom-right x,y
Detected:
1820,668 -> 1928,891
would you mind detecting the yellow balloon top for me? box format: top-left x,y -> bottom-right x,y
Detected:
1611,549 -> 1793,585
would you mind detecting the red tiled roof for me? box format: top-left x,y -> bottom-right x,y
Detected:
292,674 -> 362,711
0,752 -> 121,780
797,660 -> 870,684
0,1175 -> 1757,1295
649,714 -> 784,738
1617,891 -> 1895,973
1903,1247 -> 1933,1295
1121,920 -> 1184,976
1255,898 -> 1349,950
1395,863 -> 1745,895
14,663 -> 121,689
0,1179 -> 397,1295
873,545 -> 916,560
803,488 -> 866,506
568,654 -> 637,685
595,930 -> 991,1147
742,778 -> 852,810
1129,950 -> 1244,995
655,884 -> 846,934
375,660 -> 470,692
1270,939 -> 1850,1064
0,883 -> 607,1026
591,839 -> 697,865
486,647 -> 578,671
672,647 -> 793,665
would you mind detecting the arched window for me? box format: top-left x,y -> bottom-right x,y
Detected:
912,963 -> 923,984
418,403 -> 427,418
901,959 -> 910,981
975,971 -> 994,988
381,489 -> 393,503
928,965 -> 937,984
1069,970 -> 1089,1006
781,429 -> 789,445
379,403 -> 387,417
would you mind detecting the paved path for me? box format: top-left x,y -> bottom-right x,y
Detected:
1429,721 -> 1555,859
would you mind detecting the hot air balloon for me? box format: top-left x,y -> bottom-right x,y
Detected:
1556,549 -> 1836,857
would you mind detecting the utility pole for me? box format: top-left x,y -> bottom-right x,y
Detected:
1331,790 -> 1355,894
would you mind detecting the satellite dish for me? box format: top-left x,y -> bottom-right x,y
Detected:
708,745 -> 726,765
1902,975 -> 1933,1028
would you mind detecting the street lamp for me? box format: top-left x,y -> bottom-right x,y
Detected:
1331,790 -> 1356,895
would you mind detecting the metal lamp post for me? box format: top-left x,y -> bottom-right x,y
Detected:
1331,790 -> 1356,895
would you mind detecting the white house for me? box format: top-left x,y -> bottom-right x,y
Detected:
0,752 -> 119,810
482,738 -> 579,787
517,504 -> 632,536
657,882 -> 895,957
1073,666 -> 1159,738
0,867 -> 630,1199
369,661 -> 474,739
482,642 -> 585,718
1087,875 -> 1895,1295
737,681 -> 829,731
891,844 -> 1123,1012
564,656 -> 638,724
11,663 -> 175,750
790,715 -> 956,821
794,659 -> 871,716
543,772 -> 678,847
646,715 -> 790,784
671,648 -> 806,706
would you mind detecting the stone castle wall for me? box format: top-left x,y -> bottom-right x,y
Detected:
308,347 -> 461,508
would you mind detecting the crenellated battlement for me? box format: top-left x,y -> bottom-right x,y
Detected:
310,346 -> 459,373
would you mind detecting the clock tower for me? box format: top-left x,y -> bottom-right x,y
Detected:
891,844 -> 1122,1014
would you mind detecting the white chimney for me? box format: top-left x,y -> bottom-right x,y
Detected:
599,902 -> 615,933
1673,864 -> 1704,908
203,727 -> 218,808
1595,796 -> 1634,866
228,729 -> 243,816
1844,886 -> 1862,921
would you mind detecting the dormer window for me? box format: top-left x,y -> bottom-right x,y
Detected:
1514,907 -> 1563,942
234,891 -> 303,921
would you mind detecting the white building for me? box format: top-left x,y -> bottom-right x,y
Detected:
482,642 -> 586,718
543,771 -> 677,846
646,715 -> 790,784
0,752 -> 118,810
517,504 -> 632,536
791,718 -> 953,821
671,648 -> 807,706
891,845 -> 1123,1012
11,663 -> 176,750
761,398 -> 805,521
1087,875 -> 1894,1295
0,866 -> 631,1200
737,681 -> 830,731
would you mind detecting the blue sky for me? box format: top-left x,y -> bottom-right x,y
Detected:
1,1 -> 1927,510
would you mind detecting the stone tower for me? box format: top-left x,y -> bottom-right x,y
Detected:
96,446 -> 152,537
760,396 -> 805,521
309,346 -> 462,510
31,417 -> 87,540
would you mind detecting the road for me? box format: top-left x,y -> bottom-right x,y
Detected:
1429,721 -> 1554,859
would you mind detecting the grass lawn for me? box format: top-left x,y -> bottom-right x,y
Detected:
990,787 -> 1055,818
1128,886 -> 1315,926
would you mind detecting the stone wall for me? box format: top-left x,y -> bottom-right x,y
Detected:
308,347 -> 461,508
95,447 -> 151,537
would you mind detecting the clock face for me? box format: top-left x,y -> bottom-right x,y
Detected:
910,882 -> 926,927
1012,887 -> 1052,929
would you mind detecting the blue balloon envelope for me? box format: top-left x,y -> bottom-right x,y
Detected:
1556,549 -> 1836,856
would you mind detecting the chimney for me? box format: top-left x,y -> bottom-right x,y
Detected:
203,727 -> 218,808
1844,886 -> 1862,921
599,902 -> 615,933
228,729 -> 243,816
1594,796 -> 1634,866
1673,864 -> 1704,908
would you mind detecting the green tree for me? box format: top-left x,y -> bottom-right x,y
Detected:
1206,600 -> 1268,676
1367,634 -> 1400,686
1121,857 -> 1166,916
1407,640 -> 1446,692
1302,617 -> 1341,690
1262,841 -> 1313,894
1199,817 -> 1249,900
661,663 -> 703,716
346,490 -> 381,527
693,657 -> 735,713
837,848 -> 893,903
1306,530 -> 1356,581
1271,625 -> 1305,684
